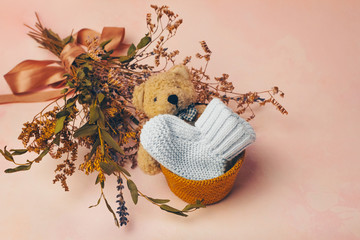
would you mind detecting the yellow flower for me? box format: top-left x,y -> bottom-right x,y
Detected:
79,147 -> 107,182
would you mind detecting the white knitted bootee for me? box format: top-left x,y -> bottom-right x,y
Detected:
140,98 -> 256,180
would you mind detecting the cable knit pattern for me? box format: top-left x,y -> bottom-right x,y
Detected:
140,98 -> 256,180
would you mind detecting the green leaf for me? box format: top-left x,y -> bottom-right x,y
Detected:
5,164 -> 31,173
100,129 -> 124,154
80,94 -> 92,104
53,135 -> 60,146
10,149 -> 28,155
97,93 -> 105,103
100,39 -> 112,49
127,179 -> 138,205
74,124 -> 98,138
97,108 -> 106,129
117,165 -> 131,177
34,148 -> 49,162
99,162 -> 116,175
110,161 -> 130,176
62,35 -> 74,45
118,55 -> 134,63
182,202 -> 206,212
66,101 -> 75,109
77,69 -> 85,79
84,95 -> 92,102
56,110 -> 70,118
0,147 -> 14,162
89,105 -> 100,124
66,80 -> 75,88
100,50 -> 113,60
54,116 -> 66,134
66,97 -> 77,108
99,159 -> 131,177
84,79 -> 92,86
147,196 -> 170,204
89,138 -> 100,159
46,29 -> 61,41
160,205 -> 188,217
89,194 -> 102,208
94,168 -> 105,188
61,88 -> 68,94
103,195 -> 120,227
82,62 -> 94,72
127,43 -> 136,56
137,36 -> 151,49
95,174 -> 101,185
78,53 -> 88,60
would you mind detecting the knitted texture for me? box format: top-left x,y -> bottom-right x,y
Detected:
140,98 -> 256,180
161,151 -> 245,204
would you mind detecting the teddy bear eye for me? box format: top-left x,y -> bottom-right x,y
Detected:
154,97 -> 157,102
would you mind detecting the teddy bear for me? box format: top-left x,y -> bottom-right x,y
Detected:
132,64 -> 206,175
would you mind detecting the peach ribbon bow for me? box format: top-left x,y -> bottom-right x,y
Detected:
0,27 -> 128,104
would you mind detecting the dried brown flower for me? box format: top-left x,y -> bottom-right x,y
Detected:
2,5 -> 287,227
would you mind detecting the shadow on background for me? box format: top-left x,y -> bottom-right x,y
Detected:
227,153 -> 262,199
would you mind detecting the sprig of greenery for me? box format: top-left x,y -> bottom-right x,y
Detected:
99,161 -> 205,220
1,5 -> 286,227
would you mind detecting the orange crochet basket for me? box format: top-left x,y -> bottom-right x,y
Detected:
160,151 -> 245,205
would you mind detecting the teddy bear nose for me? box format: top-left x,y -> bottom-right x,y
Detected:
168,95 -> 178,105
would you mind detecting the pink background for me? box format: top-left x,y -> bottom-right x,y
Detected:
1,0 -> 360,239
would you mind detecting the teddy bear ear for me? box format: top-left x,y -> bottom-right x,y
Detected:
170,64 -> 190,79
133,83 -> 145,111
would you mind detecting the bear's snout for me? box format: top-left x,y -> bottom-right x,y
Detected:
168,95 -> 178,105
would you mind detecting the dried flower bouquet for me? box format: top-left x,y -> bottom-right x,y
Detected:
1,5 -> 287,227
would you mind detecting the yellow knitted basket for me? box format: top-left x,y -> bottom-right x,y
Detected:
161,151 -> 245,205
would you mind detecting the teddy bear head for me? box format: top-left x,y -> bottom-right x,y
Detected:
132,65 -> 196,118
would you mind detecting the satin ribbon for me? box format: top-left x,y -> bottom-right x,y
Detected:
0,27 -> 129,104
